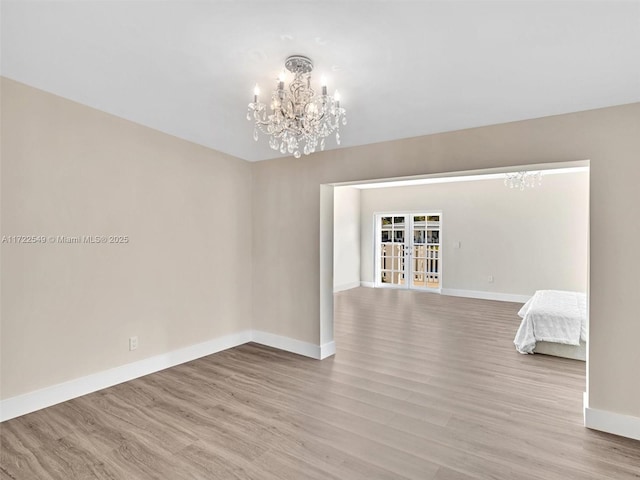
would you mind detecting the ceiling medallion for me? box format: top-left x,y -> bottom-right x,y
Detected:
247,55 -> 347,158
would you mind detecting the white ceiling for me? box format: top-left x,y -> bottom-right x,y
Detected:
2,1 -> 639,162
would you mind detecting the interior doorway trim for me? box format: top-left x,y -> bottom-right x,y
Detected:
322,160 -> 591,430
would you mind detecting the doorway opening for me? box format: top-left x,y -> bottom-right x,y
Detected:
322,160 -> 590,416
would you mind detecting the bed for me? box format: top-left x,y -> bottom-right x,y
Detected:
513,290 -> 587,361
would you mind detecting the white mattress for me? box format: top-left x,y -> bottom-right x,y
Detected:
513,290 -> 587,355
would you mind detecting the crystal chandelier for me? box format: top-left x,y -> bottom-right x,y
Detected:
247,55 -> 347,158
504,171 -> 542,190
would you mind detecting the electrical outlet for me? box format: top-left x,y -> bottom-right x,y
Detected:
129,336 -> 138,351
487,275 -> 494,283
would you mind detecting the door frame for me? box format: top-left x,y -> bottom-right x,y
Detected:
373,210 -> 443,292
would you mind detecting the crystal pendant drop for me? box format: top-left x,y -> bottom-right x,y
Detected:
253,128 -> 259,141
280,142 -> 286,154
320,138 -> 325,151
335,132 -> 340,145
246,112 -> 252,121
294,150 -> 301,159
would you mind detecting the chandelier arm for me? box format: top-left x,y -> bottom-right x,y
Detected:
281,98 -> 295,120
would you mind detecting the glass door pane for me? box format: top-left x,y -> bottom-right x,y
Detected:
425,215 -> 440,288
378,215 -> 408,287
409,213 -> 441,290
411,215 -> 426,288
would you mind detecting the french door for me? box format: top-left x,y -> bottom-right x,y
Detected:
375,213 -> 441,291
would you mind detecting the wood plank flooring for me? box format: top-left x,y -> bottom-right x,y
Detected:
2,287 -> 639,479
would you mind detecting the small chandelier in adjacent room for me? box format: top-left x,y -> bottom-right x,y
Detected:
504,171 -> 542,190
247,55 -> 347,158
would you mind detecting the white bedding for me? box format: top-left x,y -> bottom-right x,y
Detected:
513,290 -> 587,355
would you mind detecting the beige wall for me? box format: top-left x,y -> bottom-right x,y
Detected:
3,77 -> 639,425
360,172 -> 589,295
0,78 -> 252,398
333,186 -> 361,290
252,103 -> 640,420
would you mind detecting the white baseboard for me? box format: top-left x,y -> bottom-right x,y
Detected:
0,330 -> 252,422
251,330 -> 322,359
320,341 -> 336,359
0,328 -> 339,422
441,288 -> 531,303
333,281 -> 361,293
584,405 -> 640,442
359,284 -> 529,303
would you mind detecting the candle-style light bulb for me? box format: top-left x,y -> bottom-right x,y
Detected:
321,75 -> 328,95
278,70 -> 286,91
253,84 -> 260,103
334,90 -> 341,107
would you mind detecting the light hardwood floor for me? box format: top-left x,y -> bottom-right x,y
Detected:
2,287 -> 639,479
